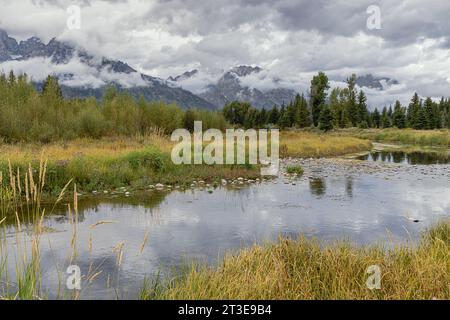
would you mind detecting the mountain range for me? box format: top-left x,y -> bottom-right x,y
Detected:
0,29 -> 216,110
168,66 -> 299,109
0,30 -> 398,110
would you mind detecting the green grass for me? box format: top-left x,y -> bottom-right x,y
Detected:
285,165 -> 304,175
338,128 -> 450,147
146,221 -> 450,300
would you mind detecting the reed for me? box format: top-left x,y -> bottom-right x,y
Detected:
148,221 -> 450,300
0,157 -> 71,299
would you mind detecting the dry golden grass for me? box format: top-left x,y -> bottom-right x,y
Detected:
0,131 -> 373,163
280,131 -> 372,158
0,133 -> 173,163
151,221 -> 450,300
0,131 -> 372,193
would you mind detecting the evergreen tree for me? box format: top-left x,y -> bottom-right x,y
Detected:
372,108 -> 381,128
417,105 -> 428,129
346,74 -> 359,126
286,101 -> 297,127
255,108 -> 267,128
423,97 -> 435,129
407,93 -> 421,129
278,104 -> 290,129
392,100 -> 406,128
268,106 -> 280,125
310,72 -> 330,126
295,94 -> 311,128
381,107 -> 391,128
357,90 -> 369,126
318,105 -> 333,131
223,101 -> 251,126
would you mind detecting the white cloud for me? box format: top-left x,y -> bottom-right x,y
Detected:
0,56 -> 147,88
1,0 -> 449,108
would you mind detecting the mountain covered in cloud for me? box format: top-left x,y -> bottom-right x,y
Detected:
356,74 -> 399,90
0,30 -> 217,110
0,28 -> 403,111
168,65 -> 298,109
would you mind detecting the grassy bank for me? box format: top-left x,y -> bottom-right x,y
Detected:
281,131 -> 372,158
147,222 -> 450,300
337,128 -> 450,147
0,132 -> 372,194
0,134 -> 258,194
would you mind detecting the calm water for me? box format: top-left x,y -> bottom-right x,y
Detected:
356,150 -> 450,165
2,156 -> 450,299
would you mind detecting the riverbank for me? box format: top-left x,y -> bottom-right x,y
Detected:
1,151 -> 449,300
0,132 -> 372,194
145,221 -> 450,300
336,128 -> 450,147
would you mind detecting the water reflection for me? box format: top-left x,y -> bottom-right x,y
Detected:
346,177 -> 354,198
2,163 -> 450,299
357,151 -> 450,165
309,178 -> 326,197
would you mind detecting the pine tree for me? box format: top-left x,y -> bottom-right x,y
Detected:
295,94 -> 311,128
310,72 -> 330,126
423,97 -> 435,129
392,100 -> 406,128
256,108 -> 267,128
417,105 -> 428,129
268,106 -> 280,125
346,74 -> 359,126
286,101 -> 297,127
381,107 -> 391,128
278,104 -> 290,129
357,90 -> 369,127
318,104 -> 333,131
372,108 -> 381,128
407,93 -> 421,129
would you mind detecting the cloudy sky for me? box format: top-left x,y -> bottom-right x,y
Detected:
1,0 -> 450,107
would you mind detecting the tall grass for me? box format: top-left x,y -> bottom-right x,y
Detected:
149,222 -> 450,300
0,158 -> 71,299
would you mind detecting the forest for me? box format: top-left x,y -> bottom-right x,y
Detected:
0,71 -> 449,144
223,72 -> 450,131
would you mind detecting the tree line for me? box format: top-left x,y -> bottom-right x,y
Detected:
1,70 -> 449,144
0,72 -> 227,143
223,72 -> 450,131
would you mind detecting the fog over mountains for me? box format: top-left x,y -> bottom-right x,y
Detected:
0,29 -> 216,110
1,29 -> 401,110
